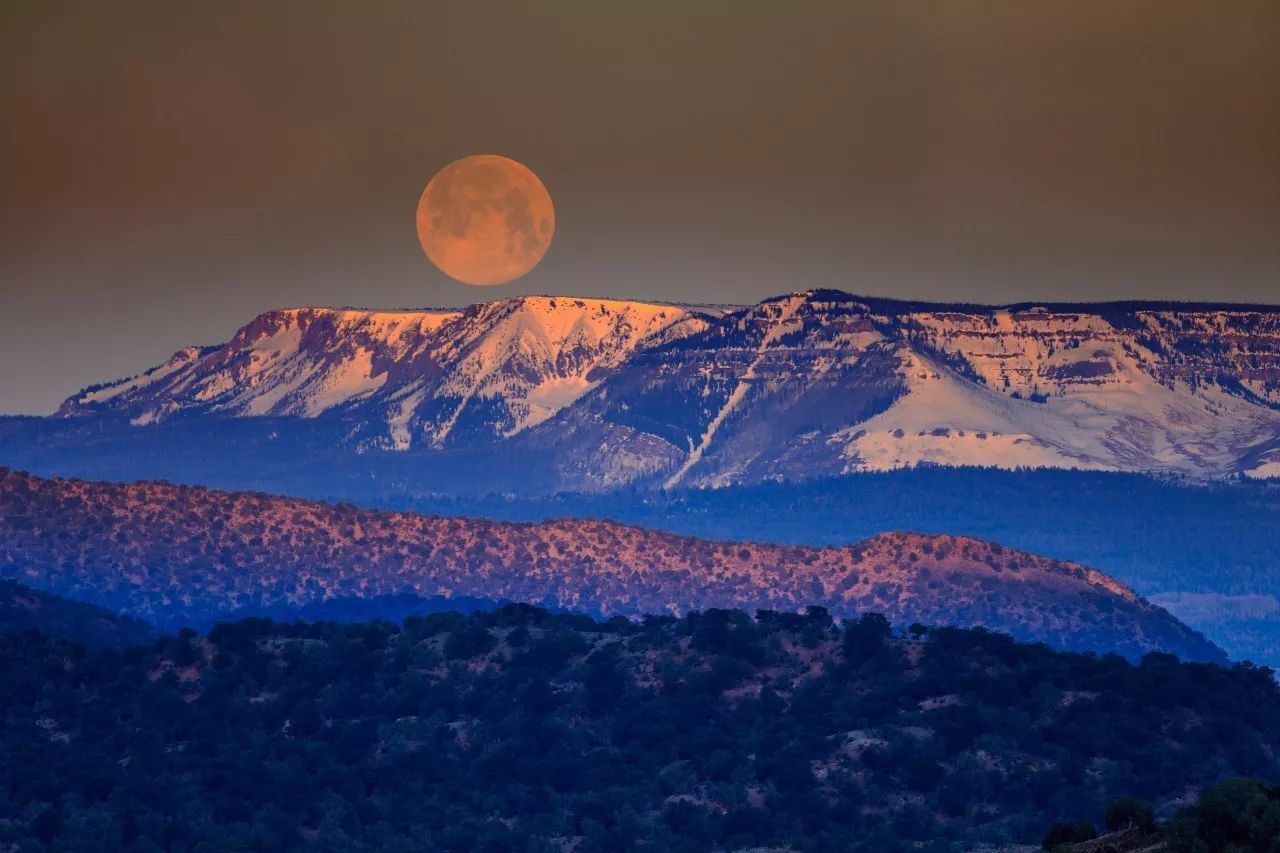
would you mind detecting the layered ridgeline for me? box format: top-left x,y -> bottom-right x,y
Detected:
0,469 -> 1223,661
0,607 -> 1275,850
18,290 -> 1280,492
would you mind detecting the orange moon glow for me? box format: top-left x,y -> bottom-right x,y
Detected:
416,154 -> 555,286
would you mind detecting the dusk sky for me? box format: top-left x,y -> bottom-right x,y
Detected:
2,1 -> 1277,414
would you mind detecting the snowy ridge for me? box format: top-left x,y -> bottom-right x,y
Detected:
55,289 -> 1280,486
529,291 -> 1280,487
60,297 -> 707,450
839,306 -> 1280,479
64,308 -> 462,422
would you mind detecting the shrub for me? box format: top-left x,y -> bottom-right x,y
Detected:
1104,796 -> 1155,833
1041,820 -> 1097,850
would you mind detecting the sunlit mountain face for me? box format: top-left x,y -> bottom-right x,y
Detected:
0,467 -> 1226,662
40,290 -> 1280,490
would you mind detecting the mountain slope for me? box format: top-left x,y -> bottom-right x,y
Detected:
0,579 -> 154,646
58,297 -> 708,451
392,470 -> 1280,666
0,468 -> 1224,661
60,307 -> 461,422
524,291 -> 1280,489
39,290 -> 1280,490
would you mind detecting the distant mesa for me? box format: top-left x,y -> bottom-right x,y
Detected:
32,289 -> 1280,493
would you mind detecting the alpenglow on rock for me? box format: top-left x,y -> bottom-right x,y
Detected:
49,290 -> 1280,489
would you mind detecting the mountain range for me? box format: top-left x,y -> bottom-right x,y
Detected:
0,468 -> 1224,662
25,290 -> 1280,494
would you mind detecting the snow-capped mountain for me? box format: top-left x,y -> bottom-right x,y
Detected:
59,297 -> 708,451
61,308 -> 462,424
515,291 -> 1280,488
49,290 -> 1280,490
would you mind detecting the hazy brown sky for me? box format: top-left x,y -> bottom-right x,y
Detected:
2,1 -> 1278,413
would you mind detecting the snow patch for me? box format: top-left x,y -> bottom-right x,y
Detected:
1245,461 -> 1280,480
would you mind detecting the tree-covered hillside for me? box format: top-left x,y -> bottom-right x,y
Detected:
6,422 -> 1277,661
0,579 -> 153,647
1043,777 -> 1280,851
385,469 -> 1280,666
1,606 -> 1275,852
0,468 -> 1222,661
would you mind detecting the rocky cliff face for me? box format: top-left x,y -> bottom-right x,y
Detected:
51,290 -> 1280,488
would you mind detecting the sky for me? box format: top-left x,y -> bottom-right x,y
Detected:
1,1 -> 1278,414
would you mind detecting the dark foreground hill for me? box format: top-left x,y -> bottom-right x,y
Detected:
0,579 -> 153,647
0,607 -> 1275,852
1042,776 -> 1280,851
0,468 -> 1223,661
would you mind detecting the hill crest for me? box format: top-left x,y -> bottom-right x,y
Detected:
0,468 -> 1223,662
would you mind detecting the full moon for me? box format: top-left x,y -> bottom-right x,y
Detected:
416,155 -> 555,286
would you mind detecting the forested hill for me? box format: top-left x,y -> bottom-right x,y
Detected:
0,579 -> 153,647
0,606 -> 1275,851
389,468 -> 1280,668
0,468 -> 1226,662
